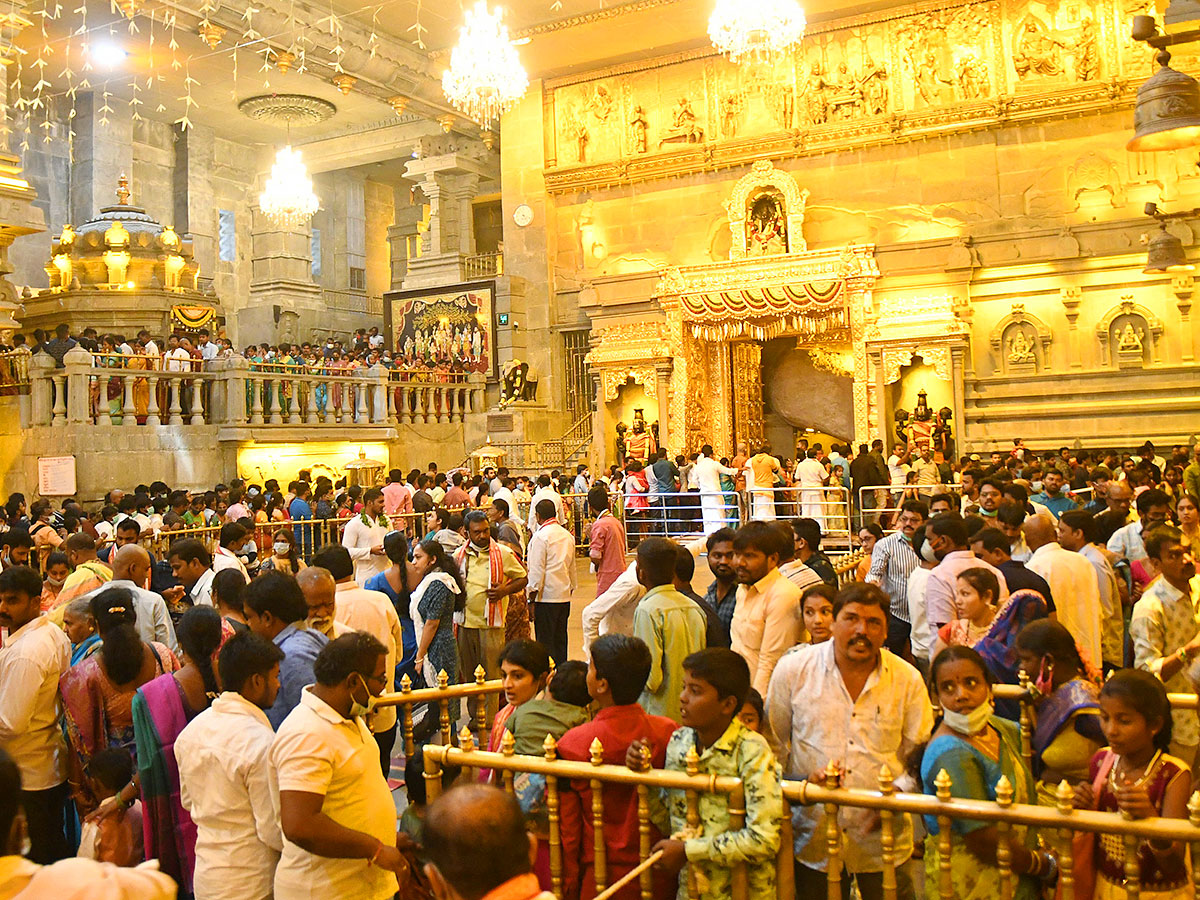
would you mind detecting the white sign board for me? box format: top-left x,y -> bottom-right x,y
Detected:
38,455 -> 77,496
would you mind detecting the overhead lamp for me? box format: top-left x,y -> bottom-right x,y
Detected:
708,0 -> 806,63
259,146 -> 319,229
442,1 -> 528,128
90,42 -> 128,68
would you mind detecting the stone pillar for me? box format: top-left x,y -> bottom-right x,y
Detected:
70,92 -> 134,228
401,143 -> 492,289
1175,276 -> 1195,363
387,203 -> 425,290
246,202 -> 322,346
950,346 -> 967,451
1060,286 -> 1083,369
655,364 -> 672,454
330,171 -> 367,291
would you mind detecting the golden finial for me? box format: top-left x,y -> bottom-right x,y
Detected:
482,131 -> 495,150
500,729 -> 516,757
1055,779 -> 1075,814
543,733 -> 558,761
438,114 -> 455,133
877,764 -> 894,796
388,95 -> 408,116
474,664 -> 486,685
399,673 -> 412,692
116,174 -> 131,205
549,656 -> 556,671
995,774 -> 1014,807
271,49 -> 297,73
639,743 -> 651,772
685,746 -> 700,777
934,768 -> 953,802
458,726 -> 476,752
824,759 -> 842,789
436,669 -> 449,689
1188,790 -> 1200,827
332,73 -> 357,95
589,737 -> 605,766
1017,668 -> 1030,691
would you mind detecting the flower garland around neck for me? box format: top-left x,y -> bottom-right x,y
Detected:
361,511 -> 389,528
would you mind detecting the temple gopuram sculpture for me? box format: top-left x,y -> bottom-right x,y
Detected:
21,175 -> 222,338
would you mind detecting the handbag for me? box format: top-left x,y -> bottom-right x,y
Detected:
1058,749 -> 1115,900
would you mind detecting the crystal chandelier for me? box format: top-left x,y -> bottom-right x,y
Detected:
259,146 -> 319,229
708,0 -> 806,63
442,1 -> 528,128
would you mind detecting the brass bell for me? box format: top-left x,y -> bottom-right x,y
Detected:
1144,223 -> 1194,274
1128,48 -> 1200,152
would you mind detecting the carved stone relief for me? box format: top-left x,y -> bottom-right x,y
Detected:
1005,0 -> 1102,88
987,303 -> 1053,373
894,3 -> 997,109
1095,297 -> 1164,367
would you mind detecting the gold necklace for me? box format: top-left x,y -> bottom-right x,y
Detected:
1108,749 -> 1163,792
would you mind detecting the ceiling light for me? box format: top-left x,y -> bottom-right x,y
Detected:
708,0 -> 806,63
1128,48 -> 1200,151
442,1 -> 528,129
90,42 -> 128,68
259,146 -> 319,229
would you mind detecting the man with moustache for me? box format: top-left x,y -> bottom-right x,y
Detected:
766,583 -> 932,900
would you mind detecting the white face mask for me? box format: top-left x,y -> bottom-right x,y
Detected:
273,542 -> 291,556
942,698 -> 994,735
349,673 -> 377,718
920,540 -> 938,563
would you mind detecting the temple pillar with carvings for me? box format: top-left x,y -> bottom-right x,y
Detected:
401,139 -> 493,289
655,363 -> 672,452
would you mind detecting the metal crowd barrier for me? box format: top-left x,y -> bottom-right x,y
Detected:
420,731 -> 1200,900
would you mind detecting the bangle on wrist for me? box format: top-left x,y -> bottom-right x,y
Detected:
369,840 -> 385,866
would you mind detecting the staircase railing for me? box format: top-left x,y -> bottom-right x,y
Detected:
478,411 -> 593,472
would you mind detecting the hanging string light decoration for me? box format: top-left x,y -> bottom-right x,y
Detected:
259,143 -> 319,228
441,1 -> 527,129
707,0 -> 806,63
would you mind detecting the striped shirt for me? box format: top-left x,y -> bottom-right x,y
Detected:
865,532 -> 920,622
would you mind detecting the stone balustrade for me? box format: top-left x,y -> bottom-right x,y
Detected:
27,348 -> 487,429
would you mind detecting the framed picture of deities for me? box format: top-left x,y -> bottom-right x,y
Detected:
384,280 -> 496,381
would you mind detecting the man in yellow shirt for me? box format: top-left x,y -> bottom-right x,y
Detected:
748,446 -> 783,521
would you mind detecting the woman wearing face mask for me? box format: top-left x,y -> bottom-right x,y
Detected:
1014,619 -> 1104,805
40,551 -> 70,612
915,646 -> 1052,899
258,528 -> 306,575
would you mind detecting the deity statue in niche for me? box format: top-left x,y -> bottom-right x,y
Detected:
623,409 -> 657,462
615,421 -> 627,461
1116,321 -> 1147,367
587,84 -> 614,121
659,97 -> 704,147
894,389 -> 938,452
629,105 -> 648,153
1007,327 -> 1036,365
721,93 -> 744,139
1013,15 -> 1065,79
746,192 -> 788,256
860,58 -> 889,115
914,48 -> 954,105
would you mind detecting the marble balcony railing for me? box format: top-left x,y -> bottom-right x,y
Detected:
27,348 -> 486,429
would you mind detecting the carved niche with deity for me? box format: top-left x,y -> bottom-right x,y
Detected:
725,160 -> 810,260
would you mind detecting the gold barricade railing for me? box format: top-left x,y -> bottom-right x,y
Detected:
833,548 -> 865,588
374,665 -> 502,758
419,736 -> 1200,900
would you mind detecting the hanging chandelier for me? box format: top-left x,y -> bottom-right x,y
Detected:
442,1 -> 528,128
259,146 -> 319,229
708,0 -> 806,63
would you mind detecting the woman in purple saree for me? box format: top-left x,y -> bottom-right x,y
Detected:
131,605 -> 223,898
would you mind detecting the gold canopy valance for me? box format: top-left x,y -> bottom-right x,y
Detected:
654,244 -> 877,341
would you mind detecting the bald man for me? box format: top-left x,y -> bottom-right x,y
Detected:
105,543 -> 178,652
423,785 -> 553,900
1024,513 -> 1102,668
297,567 -> 352,640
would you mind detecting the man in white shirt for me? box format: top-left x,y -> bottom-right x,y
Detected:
164,538 -> 216,608
0,565 -> 72,862
527,474 -> 565,534
887,444 -> 911,495
794,449 -> 829,526
767,582 -> 933,900
177,631 -> 286,900
271,633 -> 407,900
196,329 -> 219,362
311,546 -> 402,774
1024,513 -> 1103,669
340,488 -> 390,584
525,498 -> 577,665
105,544 -> 179,652
213,522 -> 251,580
693,444 -> 738,535
1107,487 -> 1171,565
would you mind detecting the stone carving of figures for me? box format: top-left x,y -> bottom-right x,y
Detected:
629,105 -> 648,153
956,52 -> 989,99
859,57 -> 889,115
721,93 -> 742,138
1075,18 -> 1099,81
1007,328 -> 1035,364
1013,15 -> 1065,79
1118,322 -> 1144,352
806,62 -> 830,124
660,96 -> 703,145
779,87 -> 794,130
914,48 -> 954,105
575,116 -> 590,163
588,84 -> 613,121
830,62 -> 864,119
